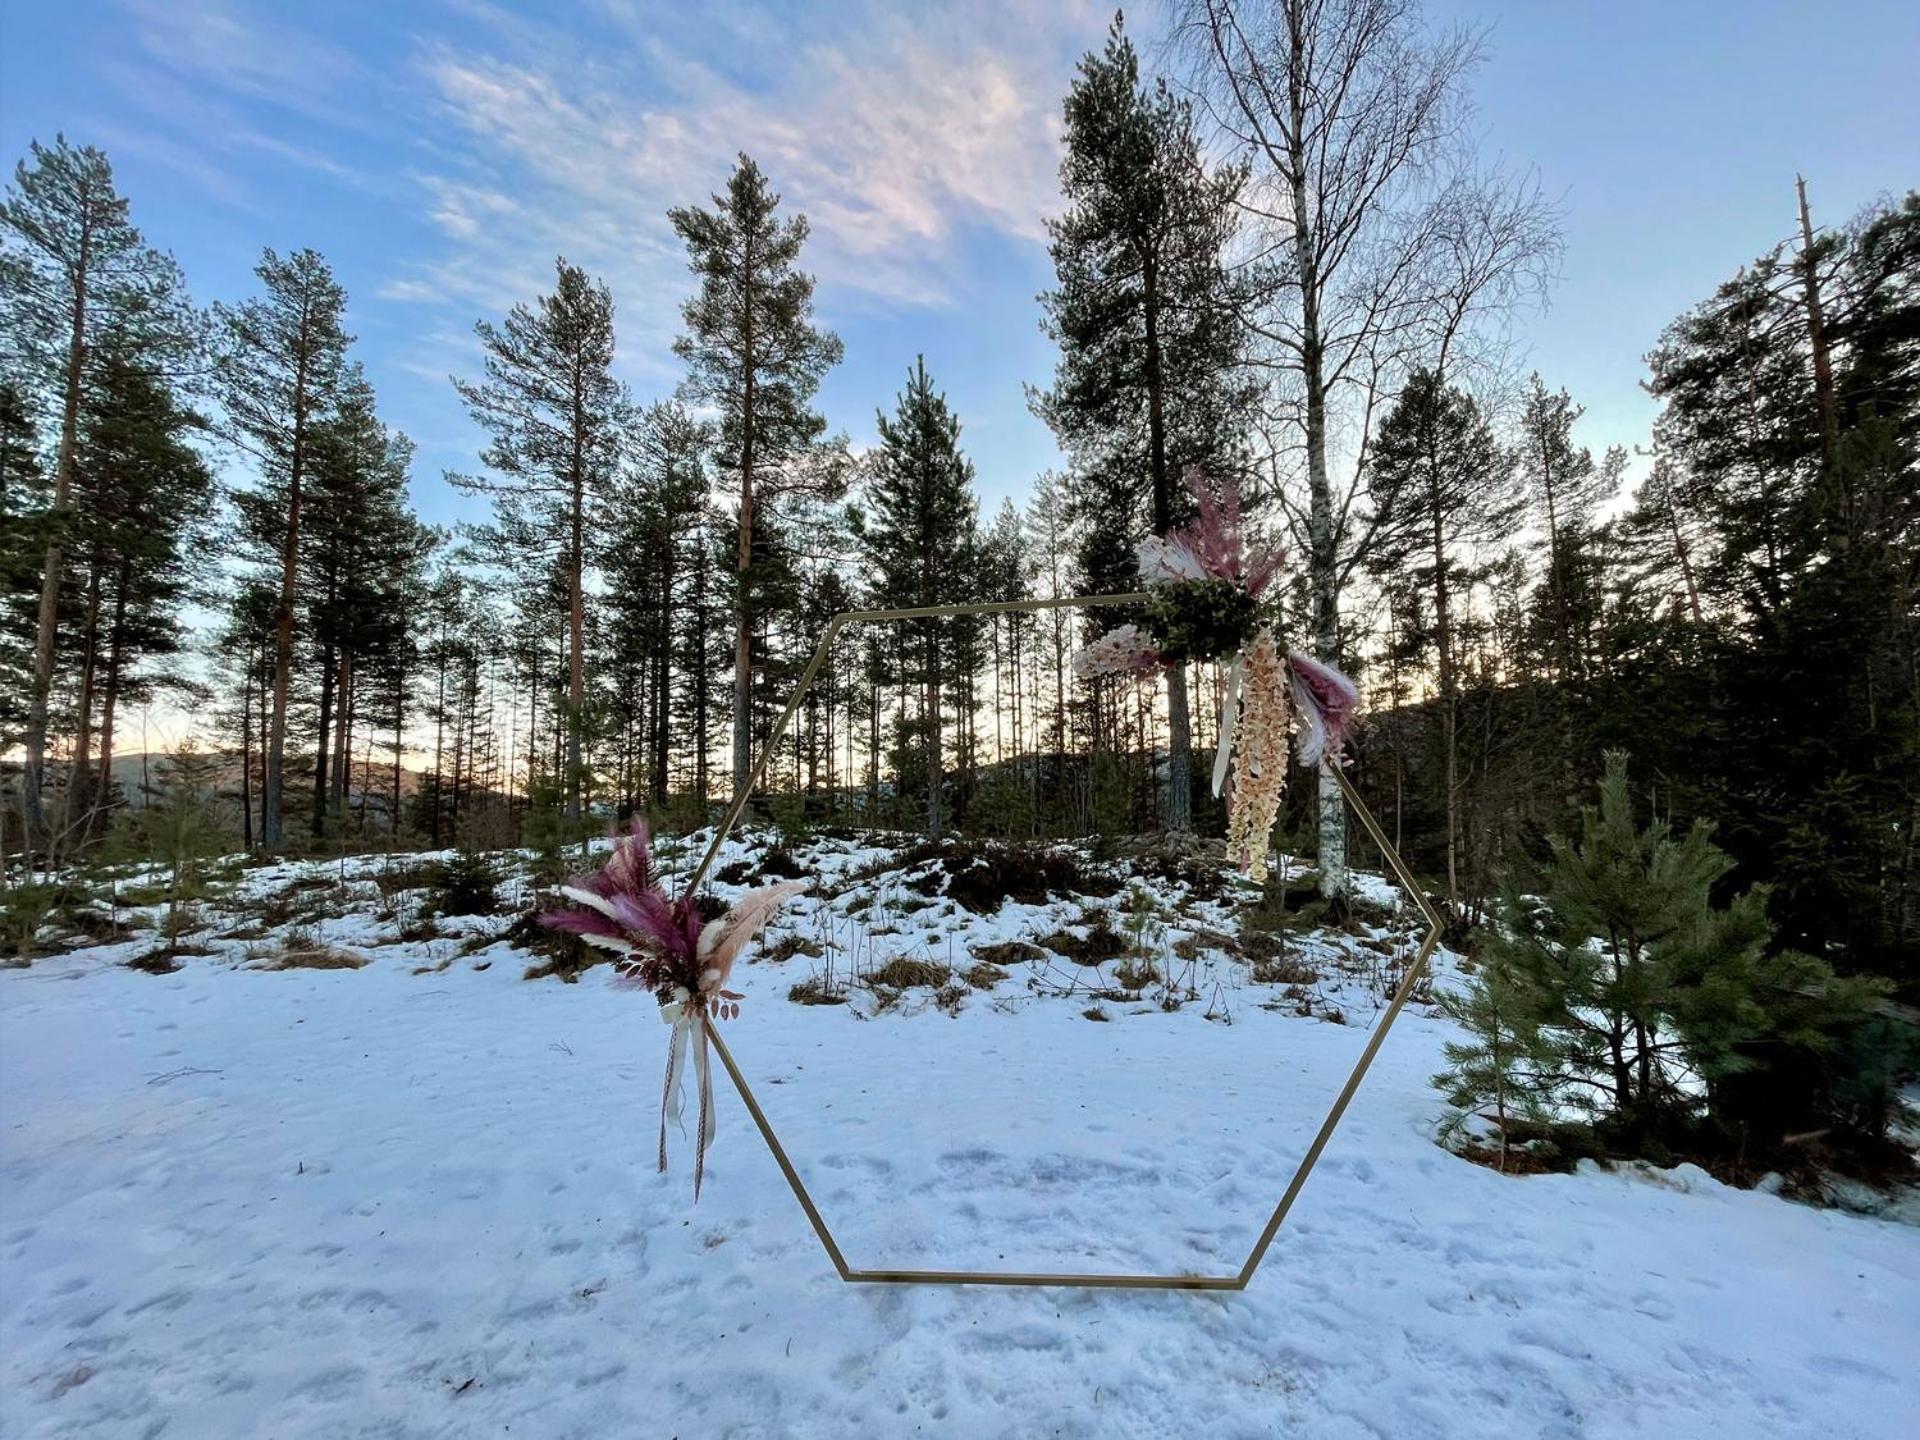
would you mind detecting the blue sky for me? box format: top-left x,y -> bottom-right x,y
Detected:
4,0 -> 1917,529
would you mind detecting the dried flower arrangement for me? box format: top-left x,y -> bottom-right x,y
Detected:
1073,470 -> 1360,882
542,818 -> 805,1197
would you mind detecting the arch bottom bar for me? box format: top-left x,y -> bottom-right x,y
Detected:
842,1270 -> 1245,1290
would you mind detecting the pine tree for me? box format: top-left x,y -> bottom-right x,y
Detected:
1432,952 -> 1554,1170
600,403 -> 694,812
1464,753 -> 1879,1150
303,374 -> 426,837
1649,189 -> 1918,984
67,341 -> 215,836
1,138 -> 198,845
978,497 -> 1037,829
1038,14 -> 1251,831
208,583 -> 277,850
858,357 -> 981,839
1517,375 -> 1627,694
670,154 -> 845,805
362,528 -> 439,839
217,247 -> 350,850
1615,454 -> 1707,627
1367,368 -> 1522,906
671,507 -> 731,811
130,737 -> 227,963
451,258 -> 625,824
0,382 -> 46,755
413,559 -> 504,847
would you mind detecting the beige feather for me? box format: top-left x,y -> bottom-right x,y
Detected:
576,931 -> 636,955
558,885 -> 620,922
700,881 -> 808,990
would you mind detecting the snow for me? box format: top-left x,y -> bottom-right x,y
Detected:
4,837 -> 1918,1438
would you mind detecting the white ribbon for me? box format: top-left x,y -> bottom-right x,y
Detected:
1212,652 -> 1244,798
658,986 -> 718,1199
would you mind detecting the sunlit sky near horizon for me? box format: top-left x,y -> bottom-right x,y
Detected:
5,0 -> 1918,537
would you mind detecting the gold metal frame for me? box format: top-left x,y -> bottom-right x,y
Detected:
688,594 -> 1443,1291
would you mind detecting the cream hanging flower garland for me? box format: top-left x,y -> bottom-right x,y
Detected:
1073,471 -> 1360,881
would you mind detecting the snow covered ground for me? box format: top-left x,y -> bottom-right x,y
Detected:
4,834 -> 1918,1439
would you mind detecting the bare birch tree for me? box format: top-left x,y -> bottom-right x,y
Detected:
1175,0 -> 1554,899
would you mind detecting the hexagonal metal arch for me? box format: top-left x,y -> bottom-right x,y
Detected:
684,593 -> 1444,1291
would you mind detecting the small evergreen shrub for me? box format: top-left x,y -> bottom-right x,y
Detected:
1433,752 -> 1886,1171
2,885 -> 66,963
1038,914 -> 1126,965
427,849 -> 500,917
756,846 -> 807,881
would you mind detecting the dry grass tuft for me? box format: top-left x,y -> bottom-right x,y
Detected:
864,956 -> 950,989
1250,954 -> 1320,985
969,940 -> 1044,967
787,975 -> 847,1005
963,961 -> 1010,990
261,940 -> 368,971
1037,919 -> 1126,965
1173,928 -> 1240,961
759,933 -> 824,964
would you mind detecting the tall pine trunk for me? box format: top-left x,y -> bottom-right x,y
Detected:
263,342 -> 311,852
566,454 -> 585,822
391,669 -> 405,838
71,552 -> 104,820
254,653 -> 268,843
1142,262 -> 1193,833
926,642 -> 945,840
1431,499 -> 1459,904
732,335 -> 757,807
330,649 -> 352,830
652,559 -> 673,807
240,653 -> 254,851
311,636 -> 335,838
90,564 -> 130,839
23,223 -> 91,849
1795,176 -> 1838,462
87,560 -> 133,839
430,640 -> 446,847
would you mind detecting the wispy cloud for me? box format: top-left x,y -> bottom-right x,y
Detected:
92,122 -> 264,218
120,0 -> 364,128
95,0 -> 1105,466
396,0 -> 1084,331
102,5 -> 386,207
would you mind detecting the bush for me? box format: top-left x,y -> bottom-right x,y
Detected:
507,907 -> 594,982
1434,753 -> 1887,1167
756,846 -> 807,881
769,790 -> 811,847
1,884 -> 65,964
1038,913 -> 1126,965
428,849 -> 500,917
260,930 -> 369,971
966,765 -> 1038,839
1827,1017 -> 1920,1144
964,961 -> 1010,989
931,840 -> 1118,915
518,780 -> 587,885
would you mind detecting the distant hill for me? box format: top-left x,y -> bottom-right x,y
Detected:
103,752 -> 428,808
